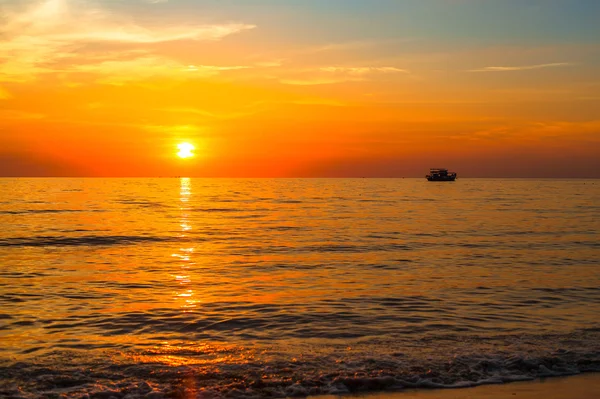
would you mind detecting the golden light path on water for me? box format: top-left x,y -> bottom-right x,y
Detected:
173,177 -> 197,310
135,178 -> 253,370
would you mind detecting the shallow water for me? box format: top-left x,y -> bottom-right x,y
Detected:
1,178 -> 599,398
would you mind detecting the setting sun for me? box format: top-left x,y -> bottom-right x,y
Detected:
177,143 -> 195,159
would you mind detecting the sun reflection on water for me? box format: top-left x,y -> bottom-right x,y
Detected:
172,177 -> 198,310
130,342 -> 253,367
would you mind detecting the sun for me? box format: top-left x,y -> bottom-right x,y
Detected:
177,143 -> 195,159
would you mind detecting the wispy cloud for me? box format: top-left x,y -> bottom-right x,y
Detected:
0,0 -> 255,82
291,98 -> 348,107
72,58 -> 237,84
294,38 -> 416,56
280,65 -> 409,85
142,124 -> 206,140
320,67 -> 409,75
469,62 -> 575,72
65,59 -> 252,85
280,78 -> 351,86
462,120 -> 600,144
1,0 -> 254,43
185,65 -> 250,73
158,107 -> 261,120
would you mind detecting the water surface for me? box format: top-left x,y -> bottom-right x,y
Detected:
1,178 -> 599,398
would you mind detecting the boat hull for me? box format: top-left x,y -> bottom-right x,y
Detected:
426,176 -> 456,181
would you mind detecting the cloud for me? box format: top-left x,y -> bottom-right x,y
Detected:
185,65 -> 250,73
469,63 -> 575,72
157,107 -> 261,120
143,124 -> 206,140
279,65 -> 409,85
1,0 -> 254,43
279,66 -> 410,86
279,78 -> 352,86
456,120 -> 600,143
66,58 -> 252,85
530,120 -> 600,139
291,98 -> 348,107
294,38 -> 416,56
0,0 -> 255,82
320,67 -> 409,75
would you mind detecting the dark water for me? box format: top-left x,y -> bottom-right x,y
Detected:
1,178 -> 599,398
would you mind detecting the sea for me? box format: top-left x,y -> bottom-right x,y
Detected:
0,178 -> 599,399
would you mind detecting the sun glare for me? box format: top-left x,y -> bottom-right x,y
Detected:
177,143 -> 195,159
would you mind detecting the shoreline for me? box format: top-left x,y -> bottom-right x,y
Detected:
313,373 -> 600,399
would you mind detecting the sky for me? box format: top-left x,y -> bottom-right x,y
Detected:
0,0 -> 599,177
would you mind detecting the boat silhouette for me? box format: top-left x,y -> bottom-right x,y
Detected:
426,168 -> 457,181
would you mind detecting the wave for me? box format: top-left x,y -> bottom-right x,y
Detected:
11,291 -> 594,342
0,235 -> 173,247
1,331 -> 599,398
115,200 -> 171,209
0,209 -> 104,215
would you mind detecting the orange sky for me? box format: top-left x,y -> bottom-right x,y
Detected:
1,0 -> 599,177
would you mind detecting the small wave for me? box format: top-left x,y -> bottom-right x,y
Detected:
267,226 -> 306,232
192,208 -> 243,213
235,242 -> 415,255
0,235 -> 173,247
116,200 -> 169,208
0,271 -> 48,278
0,294 -> 41,304
0,209 -> 102,215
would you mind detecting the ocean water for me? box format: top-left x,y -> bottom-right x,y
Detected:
0,178 -> 599,399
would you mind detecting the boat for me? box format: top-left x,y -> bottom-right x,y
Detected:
426,168 -> 457,181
